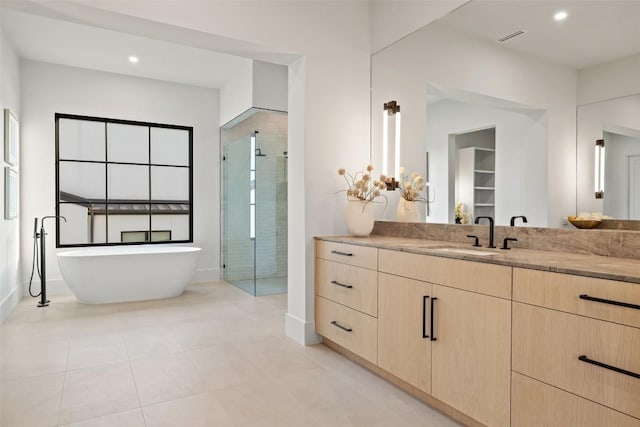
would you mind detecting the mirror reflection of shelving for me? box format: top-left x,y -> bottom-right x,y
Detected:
455,128 -> 496,221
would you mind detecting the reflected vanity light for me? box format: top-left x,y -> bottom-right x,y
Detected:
383,100 -> 401,189
595,139 -> 605,199
128,55 -> 139,63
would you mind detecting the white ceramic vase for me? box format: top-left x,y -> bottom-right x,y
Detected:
346,199 -> 375,237
396,198 -> 421,222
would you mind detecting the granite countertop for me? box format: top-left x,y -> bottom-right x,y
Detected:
315,235 -> 640,284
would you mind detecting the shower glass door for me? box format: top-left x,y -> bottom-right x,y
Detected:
222,135 -> 255,295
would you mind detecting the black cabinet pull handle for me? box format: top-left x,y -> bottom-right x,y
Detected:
422,295 -> 430,338
331,320 -> 352,332
430,297 -> 437,341
330,280 -> 353,289
331,250 -> 353,257
579,294 -> 640,311
578,355 -> 640,379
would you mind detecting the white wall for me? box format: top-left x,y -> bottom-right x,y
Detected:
0,26 -> 21,322
369,0 -> 467,53
20,1 -> 372,344
252,60 -> 288,113
20,60 -> 220,295
578,53 -> 640,105
220,61 -> 253,126
372,22 -> 577,227
220,60 -> 288,126
423,99 -> 547,226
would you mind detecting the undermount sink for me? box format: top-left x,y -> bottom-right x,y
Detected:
433,247 -> 498,256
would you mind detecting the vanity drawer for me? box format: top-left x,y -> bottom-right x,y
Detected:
316,240 -> 378,270
513,268 -> 640,328
315,258 -> 378,317
512,372 -> 640,427
315,296 -> 377,364
378,249 -> 511,299
513,302 -> 640,419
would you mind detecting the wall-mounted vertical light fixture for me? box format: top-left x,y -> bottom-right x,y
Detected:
383,100 -> 401,189
594,138 -> 605,199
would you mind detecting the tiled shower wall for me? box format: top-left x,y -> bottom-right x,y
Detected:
222,110 -> 287,282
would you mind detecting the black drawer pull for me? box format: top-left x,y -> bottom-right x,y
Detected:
422,295 -> 430,339
330,280 -> 353,289
579,294 -> 640,311
430,297 -> 437,341
578,355 -> 640,379
331,320 -> 352,332
331,250 -> 353,257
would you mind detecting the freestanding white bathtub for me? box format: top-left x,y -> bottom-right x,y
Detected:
57,245 -> 201,304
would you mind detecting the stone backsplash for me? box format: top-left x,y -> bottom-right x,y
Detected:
372,221 -> 640,260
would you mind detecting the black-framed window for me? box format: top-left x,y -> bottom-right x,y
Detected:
55,113 -> 193,247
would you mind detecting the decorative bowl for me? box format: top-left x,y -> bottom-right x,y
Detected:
568,216 -> 601,229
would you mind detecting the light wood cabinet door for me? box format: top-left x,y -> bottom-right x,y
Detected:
513,302 -> 640,419
431,284 -> 511,427
378,273 -> 432,394
512,372 -> 640,427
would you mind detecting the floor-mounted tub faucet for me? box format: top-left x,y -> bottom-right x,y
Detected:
474,216 -> 496,248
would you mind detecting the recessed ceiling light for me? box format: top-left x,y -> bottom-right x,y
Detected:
128,55 -> 139,64
554,10 -> 568,21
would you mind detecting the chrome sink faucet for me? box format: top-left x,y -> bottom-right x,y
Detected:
474,216 -> 496,248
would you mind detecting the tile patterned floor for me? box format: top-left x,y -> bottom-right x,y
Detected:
0,281 -> 460,426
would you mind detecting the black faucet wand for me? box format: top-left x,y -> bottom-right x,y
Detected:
36,216 -> 67,307
474,216 -> 496,248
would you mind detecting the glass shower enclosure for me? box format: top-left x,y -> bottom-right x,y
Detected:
221,109 -> 287,296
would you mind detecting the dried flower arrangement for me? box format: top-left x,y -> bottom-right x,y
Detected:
338,165 -> 387,202
454,201 -> 471,224
397,167 -> 428,202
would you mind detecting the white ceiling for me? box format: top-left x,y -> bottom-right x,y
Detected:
4,0 -> 639,88
440,0 -> 640,70
1,9 -> 252,89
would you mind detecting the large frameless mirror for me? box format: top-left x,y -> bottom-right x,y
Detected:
56,114 -> 193,247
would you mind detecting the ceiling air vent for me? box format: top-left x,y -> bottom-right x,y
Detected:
497,30 -> 527,43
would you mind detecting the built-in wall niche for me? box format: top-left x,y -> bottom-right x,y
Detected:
454,128 -> 496,223
55,114 -> 193,247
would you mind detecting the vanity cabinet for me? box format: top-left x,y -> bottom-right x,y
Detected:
512,268 -> 640,425
315,238 -> 640,427
431,284 -> 511,427
378,273 -> 432,393
378,249 -> 512,427
314,240 -> 378,364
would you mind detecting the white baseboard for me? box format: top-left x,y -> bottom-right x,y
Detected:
285,312 -> 321,345
0,285 -> 22,324
192,268 -> 220,283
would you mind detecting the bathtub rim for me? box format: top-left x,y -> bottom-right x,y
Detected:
57,245 -> 202,258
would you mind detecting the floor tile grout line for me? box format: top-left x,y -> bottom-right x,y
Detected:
56,334 -> 72,426
128,362 -> 148,426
